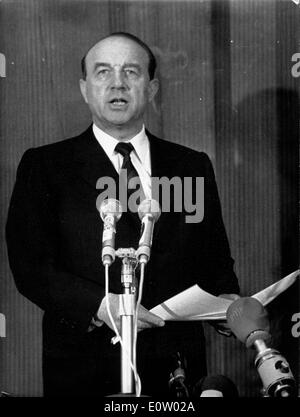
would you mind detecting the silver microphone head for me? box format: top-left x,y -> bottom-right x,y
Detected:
99,198 -> 123,222
138,199 -> 161,222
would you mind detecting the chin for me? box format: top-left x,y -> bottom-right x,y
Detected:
108,119 -> 131,128
106,115 -> 133,126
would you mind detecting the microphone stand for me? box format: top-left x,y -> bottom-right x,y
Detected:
104,199 -> 160,396
115,248 -> 138,396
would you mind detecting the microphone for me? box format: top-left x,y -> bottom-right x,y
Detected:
136,199 -> 161,264
168,352 -> 189,398
193,375 -> 239,397
226,297 -> 296,397
98,199 -> 122,266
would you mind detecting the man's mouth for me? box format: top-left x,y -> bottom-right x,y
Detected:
109,98 -> 128,107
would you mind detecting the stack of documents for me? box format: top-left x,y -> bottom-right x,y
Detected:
150,270 -> 300,321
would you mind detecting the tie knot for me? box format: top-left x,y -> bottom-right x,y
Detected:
115,142 -> 134,158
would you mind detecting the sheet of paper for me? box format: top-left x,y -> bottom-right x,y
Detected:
252,269 -> 300,306
150,270 -> 300,322
150,285 -> 232,321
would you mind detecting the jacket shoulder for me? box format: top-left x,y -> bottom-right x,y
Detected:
18,127 -> 93,169
147,131 -> 213,166
29,127 -> 91,154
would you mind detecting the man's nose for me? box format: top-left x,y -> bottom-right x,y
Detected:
111,69 -> 127,89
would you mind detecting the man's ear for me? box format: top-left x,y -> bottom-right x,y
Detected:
148,78 -> 159,102
79,78 -> 88,104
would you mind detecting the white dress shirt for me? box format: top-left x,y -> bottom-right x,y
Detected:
92,123 -> 152,199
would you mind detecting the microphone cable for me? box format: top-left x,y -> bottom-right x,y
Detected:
132,261 -> 146,397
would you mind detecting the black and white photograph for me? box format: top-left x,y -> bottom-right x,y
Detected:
0,0 -> 299,401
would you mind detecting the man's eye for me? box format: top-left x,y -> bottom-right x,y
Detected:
124,69 -> 138,76
97,69 -> 110,76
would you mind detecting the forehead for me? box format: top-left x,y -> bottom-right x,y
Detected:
85,36 -> 149,70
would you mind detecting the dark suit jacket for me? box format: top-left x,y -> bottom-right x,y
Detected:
6,126 -> 239,396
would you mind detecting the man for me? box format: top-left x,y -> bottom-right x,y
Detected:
6,32 -> 240,397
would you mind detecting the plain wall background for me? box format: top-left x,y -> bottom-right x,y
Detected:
0,0 -> 299,396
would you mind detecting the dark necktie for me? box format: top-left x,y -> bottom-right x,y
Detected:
115,142 -> 145,210
115,142 -> 139,182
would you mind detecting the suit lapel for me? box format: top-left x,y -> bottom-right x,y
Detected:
146,131 -> 184,242
71,127 -> 183,246
147,130 -> 181,179
72,125 -> 119,191
72,126 -> 140,232
73,127 -> 181,193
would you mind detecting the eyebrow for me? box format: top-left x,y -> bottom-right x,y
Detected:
92,62 -> 142,72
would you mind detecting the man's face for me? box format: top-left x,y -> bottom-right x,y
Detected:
80,36 -> 158,135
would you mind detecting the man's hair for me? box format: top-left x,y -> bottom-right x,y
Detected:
81,32 -> 157,80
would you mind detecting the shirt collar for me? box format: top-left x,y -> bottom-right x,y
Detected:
92,123 -> 119,160
129,126 -> 149,166
92,123 -> 149,165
